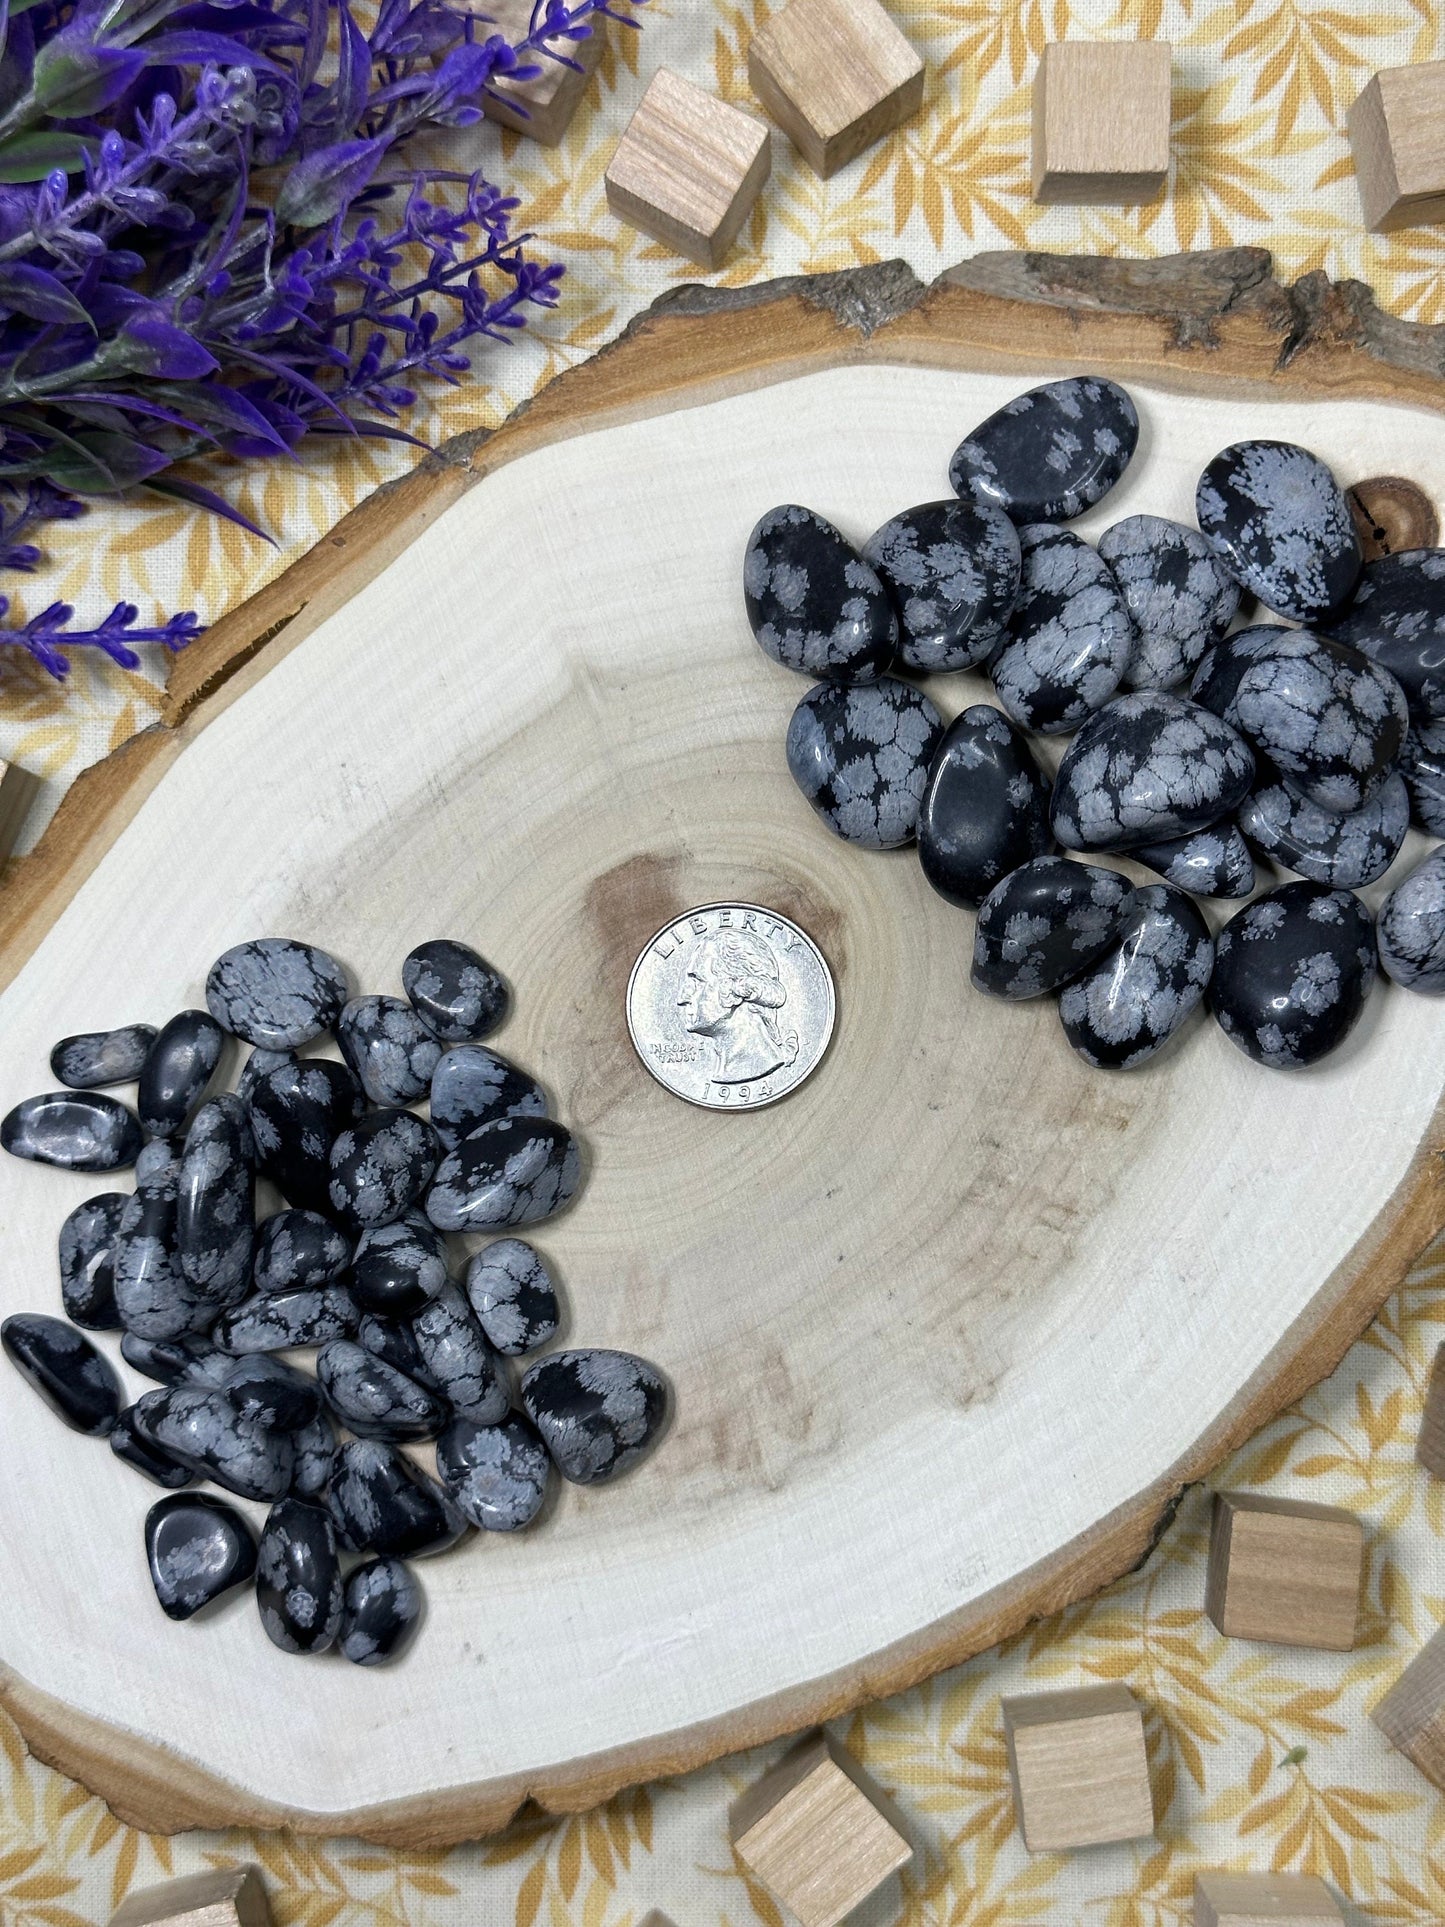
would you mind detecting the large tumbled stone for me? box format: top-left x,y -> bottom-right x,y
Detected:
744,503 -> 896,683
949,376 -> 1139,523
785,675 -> 944,848
1195,439 -> 1361,623
206,938 -> 349,1049
1049,691 -> 1255,851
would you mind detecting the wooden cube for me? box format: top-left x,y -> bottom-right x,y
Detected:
1032,41 -> 1171,205
729,1730 -> 912,1927
1001,1684 -> 1155,1852
747,0 -> 924,179
1194,1871 -> 1345,1927
604,68 -> 770,268
1417,1339 -> 1445,1475
473,0 -> 607,146
1373,1620 -> 1445,1788
0,758 -> 39,864
1206,1492 -> 1362,1651
1348,60 -> 1445,232
110,1868 -> 270,1927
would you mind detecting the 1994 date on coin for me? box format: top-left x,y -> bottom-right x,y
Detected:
626,903 -> 836,1111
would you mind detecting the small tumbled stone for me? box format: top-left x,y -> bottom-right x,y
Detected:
430,1044 -> 547,1150
1196,439 -> 1361,624
316,1338 -> 446,1442
176,1094 -> 254,1305
1240,771 -> 1409,889
1400,720 -> 1445,835
785,675 -> 944,848
2,1312 -> 121,1435
1134,822 -> 1256,900
1328,547 -> 1445,725
337,994 -> 442,1106
131,1384 -> 296,1500
58,1192 -> 126,1329
50,1023 -> 157,1090
206,937 -> 349,1049
252,1208 -> 351,1294
412,1282 -> 511,1423
971,856 -> 1134,1001
949,376 -> 1139,524
436,1413 -> 551,1531
402,938 -> 509,1043
110,1405 -> 194,1488
1377,846 -> 1445,992
916,703 -> 1052,909
989,524 -> 1133,735
291,1409 -> 338,1499
328,1108 -> 439,1231
350,1209 -> 447,1317
235,1045 -> 295,1105
1059,885 -> 1214,1070
357,1311 -> 439,1389
521,1348 -> 668,1485
1098,514 -> 1241,690
1,1090 -> 142,1171
216,1353 -> 322,1431
256,1496 -> 343,1654
212,1285 -> 358,1353
464,1238 -> 560,1356
137,1010 -> 225,1138
744,503 -> 896,683
338,1556 -> 422,1666
1049,691 -> 1255,851
146,1492 -> 257,1619
113,1140 -> 214,1341
1209,880 -> 1377,1069
861,498 -> 1021,672
327,1438 -> 465,1557
426,1115 -> 582,1233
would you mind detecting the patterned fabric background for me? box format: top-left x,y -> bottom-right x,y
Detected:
2,2 -> 1445,1923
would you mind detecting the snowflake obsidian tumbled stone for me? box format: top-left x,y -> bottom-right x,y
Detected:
402,937 -> 508,1043
464,1238 -> 560,1356
1401,721 -> 1445,834
145,1493 -> 257,1620
206,937 -> 349,1049
213,1285 -> 357,1353
429,1044 -> 547,1151
246,1056 -> 365,1215
252,1208 -> 351,1294
339,1555 -> 421,1665
111,1404 -> 194,1487
132,1384 -> 297,1500
1195,439 -> 1361,624
58,1192 -> 125,1329
916,703 -> 1053,908
412,1282 -> 511,1423
949,376 -> 1139,524
2,1312 -> 121,1434
1049,691 -> 1255,851
337,994 -> 442,1106
1059,885 -> 1214,1069
349,1209 -> 447,1316
137,1010 -> 224,1138
316,1338 -> 446,1442
427,1115 -> 582,1232
1328,547 -> 1445,725
971,856 -> 1134,1000
327,1438 -> 465,1558
327,1107 -> 439,1231
50,1023 -> 157,1090
113,1140 -> 209,1340
785,675 -> 944,848
1377,846 -> 1445,993
176,1094 -> 254,1304
989,524 -> 1134,735
1097,514 -> 1241,690
2,1090 -> 142,1170
1209,880 -> 1377,1069
436,1412 -> 552,1530
256,1496 -> 343,1655
860,498 -> 1020,671
1240,772 -> 1409,889
744,504 -> 896,683
1134,822 -> 1256,899
522,1347 -> 669,1485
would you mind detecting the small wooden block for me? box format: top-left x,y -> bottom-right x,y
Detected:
1205,1492 -> 1363,1651
1417,1339 -> 1445,1475
747,0 -> 924,180
109,1868 -> 270,1927
1001,1683 -> 1155,1852
1373,1620 -> 1445,1788
0,758 -> 40,864
1194,1870 -> 1344,1927
1032,40 -> 1172,205
1348,60 -> 1445,232
605,68 -> 770,268
1348,475 -> 1440,562
729,1730 -> 912,1927
474,0 -> 607,146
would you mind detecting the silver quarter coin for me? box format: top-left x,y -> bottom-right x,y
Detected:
626,902 -> 836,1111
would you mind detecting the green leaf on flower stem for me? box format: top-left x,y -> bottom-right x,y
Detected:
0,129 -> 96,180
30,39 -> 145,120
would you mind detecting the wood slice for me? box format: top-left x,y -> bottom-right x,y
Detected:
3,252 -> 1445,1847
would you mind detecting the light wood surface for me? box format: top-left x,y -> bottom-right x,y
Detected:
1031,41 -> 1172,205
1373,1620 -> 1445,1786
0,759 -> 40,864
1416,1340 -> 1445,1475
1205,1493 -> 1363,1651
1194,1870 -> 1344,1927
604,67 -> 770,267
3,254 -> 1445,1844
730,1731 -> 912,1927
746,0 -> 924,179
1002,1684 -> 1154,1852
468,0 -> 607,145
109,1868 -> 270,1927
1347,61 -> 1445,233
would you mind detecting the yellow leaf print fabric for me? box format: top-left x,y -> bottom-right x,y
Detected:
2,2 -> 1445,1920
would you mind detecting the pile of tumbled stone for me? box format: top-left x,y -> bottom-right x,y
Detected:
745,377 -> 1445,1071
0,937 -> 667,1664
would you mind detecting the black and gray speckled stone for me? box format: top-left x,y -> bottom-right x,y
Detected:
212,1284 -> 358,1354
971,856 -> 1135,1001
861,498 -> 1020,672
206,938 -> 349,1050
132,1384 -> 297,1500
1401,720 -> 1445,835
1377,846 -> 1445,993
1196,439 -> 1361,623
1328,547 -> 1445,725
1050,691 -> 1255,851
357,1311 -> 439,1390
464,1239 -> 560,1356
350,1209 -> 447,1317
744,504 -> 896,684
235,1046 -> 295,1106
1,1312 -> 121,1435
916,704 -> 1052,909
436,1413 -> 551,1531
137,1010 -> 224,1139
316,1338 -> 446,1442
1210,880 -> 1377,1069
1098,514 -> 1241,691
58,1192 -> 125,1330
412,1283 -> 511,1424
1134,822 -> 1256,900
949,376 -> 1139,524
328,1108 -> 439,1232
785,675 -> 944,848
989,524 -> 1134,735
290,1409 -> 338,1499
522,1348 -> 668,1486
1,1090 -> 142,1171
246,1056 -> 365,1216
1240,771 -> 1409,888
145,1492 -> 256,1619
252,1208 -> 351,1295
119,1330 -> 223,1386
430,1045 -> 547,1152
113,1141 -> 213,1341
216,1353 -> 322,1432
176,1095 -> 254,1305
337,995 -> 442,1107
338,1556 -> 421,1666
110,1404 -> 195,1487
50,1024 -> 157,1090
327,1438 -> 465,1558
1059,885 -> 1214,1070
1189,623 -> 1301,719
426,1116 -> 582,1233
402,938 -> 508,1043
256,1496 -> 343,1655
